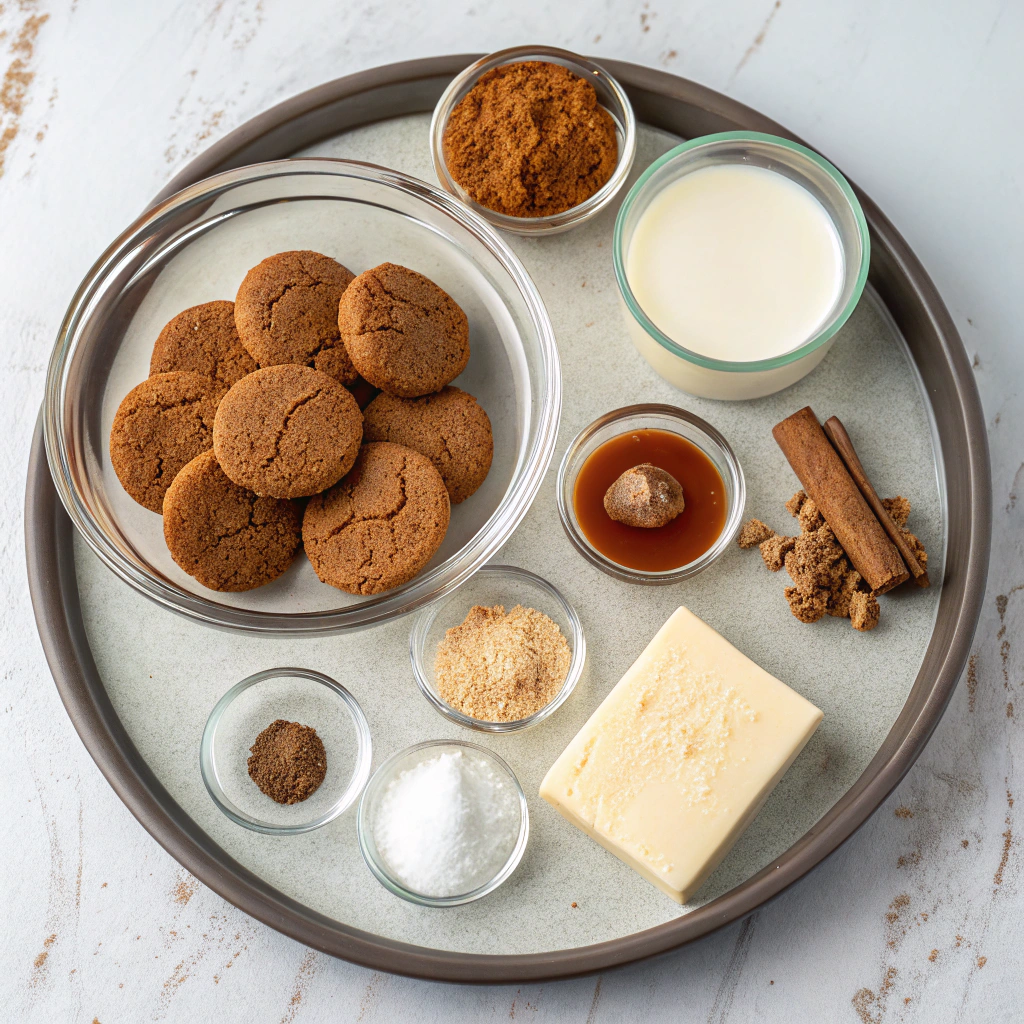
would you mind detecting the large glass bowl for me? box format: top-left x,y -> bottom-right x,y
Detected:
43,160 -> 560,634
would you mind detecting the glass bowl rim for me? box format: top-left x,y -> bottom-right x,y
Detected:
408,563 -> 587,733
199,666 -> 373,836
43,157 -> 561,635
429,45 -> 638,234
556,403 -> 746,585
612,130 -> 871,373
356,738 -> 530,907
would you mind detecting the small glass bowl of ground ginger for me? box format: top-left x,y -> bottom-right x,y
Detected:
409,565 -> 586,732
430,46 -> 637,236
200,668 -> 372,835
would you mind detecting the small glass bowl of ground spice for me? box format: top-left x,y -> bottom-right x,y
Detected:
409,565 -> 586,732
430,46 -> 637,236
200,668 -> 372,835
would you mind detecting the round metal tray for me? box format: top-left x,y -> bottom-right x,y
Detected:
25,55 -> 991,982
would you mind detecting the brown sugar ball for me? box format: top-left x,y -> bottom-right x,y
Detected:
149,300 -> 257,386
603,464 -> 685,529
338,262 -> 469,398
234,250 -> 358,384
361,386 -> 492,503
109,371 -> 227,512
212,365 -> 363,499
163,450 -> 302,592
303,442 -> 450,595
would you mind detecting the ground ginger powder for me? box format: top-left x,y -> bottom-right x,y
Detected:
442,61 -> 618,218
435,604 -> 572,721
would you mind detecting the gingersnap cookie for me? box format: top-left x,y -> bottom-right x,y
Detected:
109,371 -> 228,512
234,250 -> 358,384
362,387 -> 492,503
213,365 -> 363,499
163,450 -> 302,592
149,300 -> 257,386
338,262 -> 469,397
303,442 -> 450,595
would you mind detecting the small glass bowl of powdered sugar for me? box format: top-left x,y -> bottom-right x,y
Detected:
357,740 -> 529,906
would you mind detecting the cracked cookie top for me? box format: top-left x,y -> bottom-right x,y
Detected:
213,365 -> 363,499
338,262 -> 469,397
234,250 -> 358,384
302,441 -> 450,595
149,300 -> 257,386
362,386 -> 492,503
163,450 -> 302,592
109,370 -> 228,512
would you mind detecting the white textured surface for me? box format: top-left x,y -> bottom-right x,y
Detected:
1,1 -> 1020,1021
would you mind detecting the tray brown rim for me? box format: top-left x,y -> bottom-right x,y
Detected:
25,54 -> 991,983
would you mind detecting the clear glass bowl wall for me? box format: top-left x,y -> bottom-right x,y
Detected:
44,160 -> 560,634
613,132 -> 870,400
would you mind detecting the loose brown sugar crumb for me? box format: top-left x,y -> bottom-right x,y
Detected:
760,534 -> 796,572
784,490 -> 808,517
247,720 -> 327,804
739,489 -> 920,632
738,518 -> 774,548
850,590 -> 881,631
435,604 -> 571,722
883,495 -> 912,528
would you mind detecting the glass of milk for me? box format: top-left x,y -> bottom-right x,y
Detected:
613,132 -> 870,400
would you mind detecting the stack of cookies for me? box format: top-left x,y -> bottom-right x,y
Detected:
109,251 -> 494,596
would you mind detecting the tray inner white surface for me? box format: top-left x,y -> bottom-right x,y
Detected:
75,115 -> 944,955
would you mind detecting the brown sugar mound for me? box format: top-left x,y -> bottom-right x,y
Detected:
603,463 -> 685,528
737,487 -> 921,632
247,720 -> 327,804
150,300 -> 257,386
163,450 -> 302,591
234,250 -> 357,385
212,365 -> 363,499
362,386 -> 492,503
435,604 -> 572,722
339,263 -> 469,398
109,371 -> 228,512
442,61 -> 618,218
302,442 -> 450,595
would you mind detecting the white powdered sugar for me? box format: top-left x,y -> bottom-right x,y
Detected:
372,749 -> 520,897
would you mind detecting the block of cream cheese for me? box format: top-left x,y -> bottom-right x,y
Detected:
539,606 -> 823,903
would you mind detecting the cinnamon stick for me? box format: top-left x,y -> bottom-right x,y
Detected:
823,416 -> 930,588
772,407 -> 909,594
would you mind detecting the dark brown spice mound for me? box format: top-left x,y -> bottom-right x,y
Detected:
442,61 -> 618,218
247,720 -> 327,804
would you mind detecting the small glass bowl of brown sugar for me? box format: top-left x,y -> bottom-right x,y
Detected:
200,668 -> 372,835
430,45 -> 637,236
409,565 -> 586,733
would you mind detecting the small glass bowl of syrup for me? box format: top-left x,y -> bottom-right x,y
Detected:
556,405 -> 745,584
